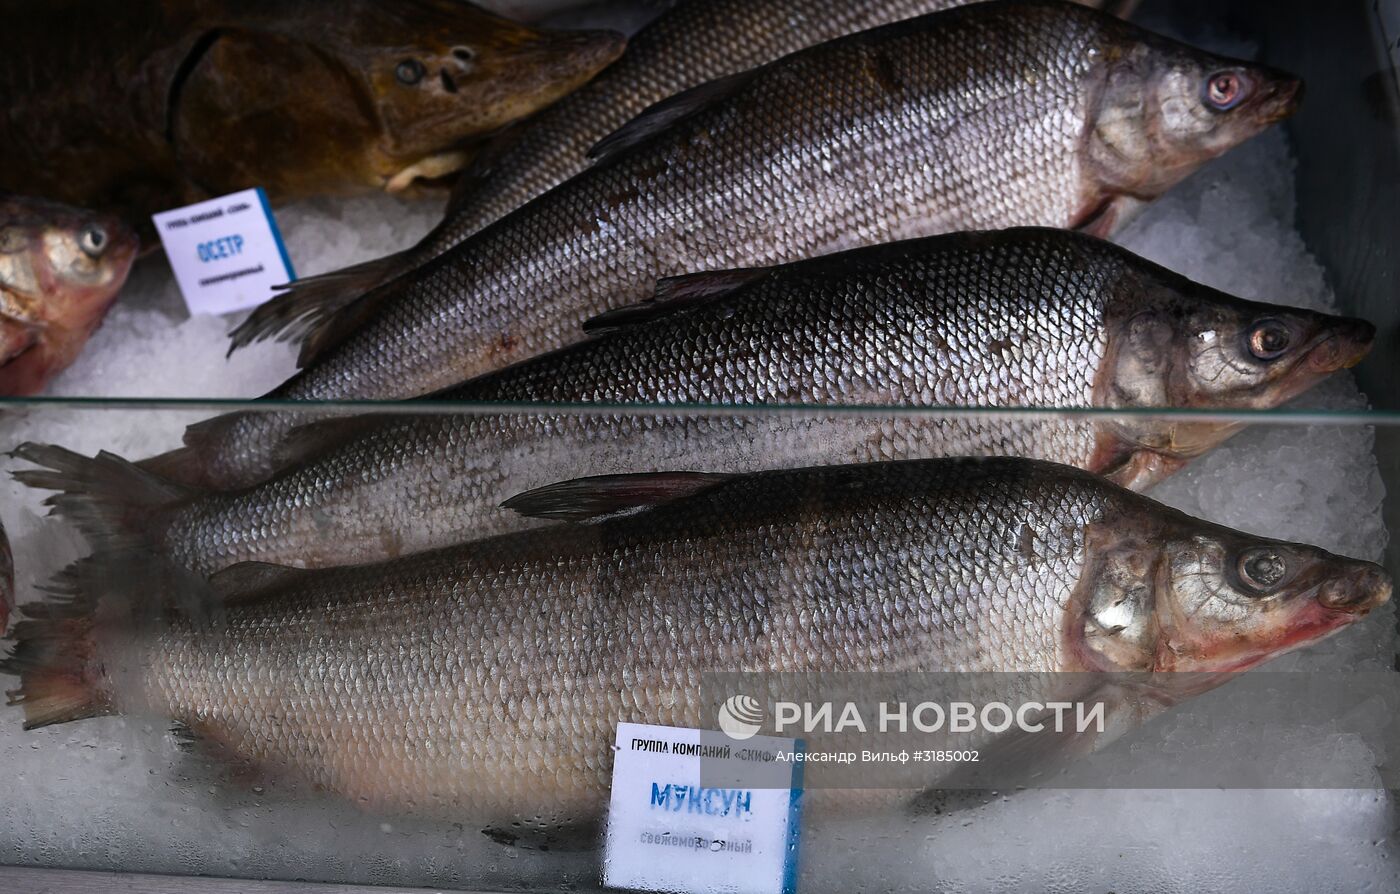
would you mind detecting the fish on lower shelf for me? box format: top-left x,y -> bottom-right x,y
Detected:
0,195 -> 138,396
0,0 -> 625,243
2,458 -> 1389,835
16,229 -> 1372,576
201,0 -> 1304,491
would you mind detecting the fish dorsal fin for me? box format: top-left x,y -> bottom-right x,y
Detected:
582,266 -> 770,332
586,68 -> 758,163
207,561 -> 311,600
502,471 -> 735,522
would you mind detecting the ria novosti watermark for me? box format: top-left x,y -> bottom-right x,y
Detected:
746,698 -> 1106,737
695,671 -> 1400,790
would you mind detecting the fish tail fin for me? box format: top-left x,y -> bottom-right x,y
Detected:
1,578 -> 113,730
136,444 -> 208,487
11,442 -> 198,555
227,251 -> 411,366
134,410 -> 259,490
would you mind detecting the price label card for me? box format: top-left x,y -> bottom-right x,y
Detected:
604,722 -> 804,894
152,188 -> 296,316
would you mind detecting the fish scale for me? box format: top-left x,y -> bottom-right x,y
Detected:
434,0 -> 966,254
158,231 -> 1117,576
130,459 -> 1093,819
14,456 -> 1384,826
206,0 -> 1193,489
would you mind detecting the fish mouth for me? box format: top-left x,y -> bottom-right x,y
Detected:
1253,69 -> 1304,125
1316,565 -> 1392,614
495,27 -> 625,99
1303,317 -> 1375,372
531,28 -> 627,80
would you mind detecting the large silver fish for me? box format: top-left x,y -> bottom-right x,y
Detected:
259,0 -> 1118,310
177,0 -> 1301,490
3,458 -> 1390,833
15,230 -> 1372,576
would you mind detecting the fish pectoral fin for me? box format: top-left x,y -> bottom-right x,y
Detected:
906,681 -> 1131,814
481,819 -> 600,852
502,471 -> 737,523
208,562 -> 313,601
582,266 -> 773,332
906,679 -> 1176,815
904,788 -> 1003,816
586,67 -> 759,163
228,262 -> 405,366
1072,194 -> 1150,239
169,719 -> 291,795
446,120 -> 532,215
907,722 -> 1095,805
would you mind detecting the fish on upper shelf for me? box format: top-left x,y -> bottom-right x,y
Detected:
268,0 -> 1127,312
208,0 -> 1303,492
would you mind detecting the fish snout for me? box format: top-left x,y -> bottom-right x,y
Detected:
1254,67 -> 1304,124
526,27 -> 626,80
1305,317 -> 1375,372
1317,564 -> 1392,614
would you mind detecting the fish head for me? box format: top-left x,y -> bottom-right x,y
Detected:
0,196 -> 138,393
1092,270 -> 1373,489
0,196 -> 138,324
171,1 -> 625,200
1085,25 -> 1302,202
1155,527 -> 1390,676
1071,509 -> 1391,678
353,0 -> 626,192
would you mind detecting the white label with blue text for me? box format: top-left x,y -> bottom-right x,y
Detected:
152,188 -> 296,316
604,722 -> 803,894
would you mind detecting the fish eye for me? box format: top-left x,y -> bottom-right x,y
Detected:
1237,547 -> 1289,594
1247,318 -> 1292,360
1204,71 -> 1244,111
395,59 -> 426,86
78,224 -> 108,258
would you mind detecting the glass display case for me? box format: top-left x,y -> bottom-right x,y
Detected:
0,0 -> 1395,892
